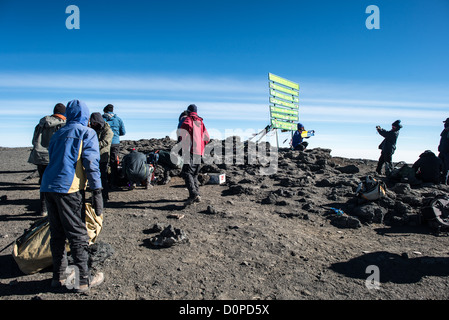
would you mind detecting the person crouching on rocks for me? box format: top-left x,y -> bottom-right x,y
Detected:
120,148 -> 153,190
412,150 -> 443,184
291,123 -> 309,151
376,120 -> 402,176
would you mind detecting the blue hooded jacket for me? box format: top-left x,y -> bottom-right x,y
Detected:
102,112 -> 126,144
40,100 -> 102,193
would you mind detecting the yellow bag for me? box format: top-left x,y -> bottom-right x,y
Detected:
85,203 -> 103,244
12,203 -> 103,275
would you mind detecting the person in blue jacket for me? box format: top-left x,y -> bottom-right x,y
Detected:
102,104 -> 126,186
41,99 -> 104,293
291,123 -> 309,151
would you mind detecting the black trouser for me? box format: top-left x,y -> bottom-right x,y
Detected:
181,157 -> 201,199
45,191 -> 90,286
37,164 -> 47,214
109,144 -> 121,186
439,152 -> 449,184
294,141 -> 308,151
376,152 -> 393,175
99,161 -> 109,202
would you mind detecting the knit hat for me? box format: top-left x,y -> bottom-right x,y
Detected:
297,123 -> 304,130
53,103 -> 66,115
392,120 -> 402,128
443,118 -> 449,123
187,104 -> 197,113
104,104 -> 114,112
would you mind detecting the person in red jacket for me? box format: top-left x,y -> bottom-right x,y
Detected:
178,104 -> 210,205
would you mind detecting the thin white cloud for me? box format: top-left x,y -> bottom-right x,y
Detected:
303,98 -> 449,110
0,72 -> 265,95
300,105 -> 446,123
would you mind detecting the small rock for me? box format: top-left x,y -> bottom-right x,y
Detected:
206,206 -> 217,215
301,289 -> 312,296
330,214 -> 362,229
147,223 -> 167,233
148,225 -> 188,248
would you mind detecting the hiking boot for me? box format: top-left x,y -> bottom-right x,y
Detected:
185,195 -> 201,206
184,197 -> 194,206
74,272 -> 104,293
51,267 -> 76,288
51,278 -> 67,288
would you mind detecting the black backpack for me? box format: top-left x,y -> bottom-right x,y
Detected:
420,195 -> 449,231
157,150 -> 183,169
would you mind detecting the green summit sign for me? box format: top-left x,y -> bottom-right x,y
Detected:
268,73 -> 300,130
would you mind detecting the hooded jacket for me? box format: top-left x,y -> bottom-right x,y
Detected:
102,111 -> 126,145
179,112 -> 210,156
40,100 -> 102,193
412,150 -> 442,183
90,112 -> 114,163
28,114 -> 66,165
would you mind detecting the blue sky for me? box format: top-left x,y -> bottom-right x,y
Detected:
0,0 -> 448,163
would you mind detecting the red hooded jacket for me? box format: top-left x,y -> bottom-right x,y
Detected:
179,112 -> 210,156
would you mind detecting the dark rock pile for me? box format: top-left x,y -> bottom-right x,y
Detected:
120,137 -> 449,230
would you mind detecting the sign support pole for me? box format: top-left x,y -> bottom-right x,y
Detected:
275,129 -> 279,150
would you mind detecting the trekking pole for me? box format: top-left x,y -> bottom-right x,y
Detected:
0,240 -> 15,254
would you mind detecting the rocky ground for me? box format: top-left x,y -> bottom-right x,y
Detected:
1,137 -> 449,307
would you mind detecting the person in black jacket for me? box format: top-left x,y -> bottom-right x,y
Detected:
412,150 -> 442,184
438,118 -> 449,184
376,120 -> 402,176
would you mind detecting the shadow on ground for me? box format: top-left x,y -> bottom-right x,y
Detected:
330,251 -> 449,284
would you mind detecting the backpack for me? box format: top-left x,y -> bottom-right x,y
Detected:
420,195 -> 449,231
12,203 -> 103,275
356,176 -> 386,201
389,162 -> 416,182
157,150 -> 184,169
147,151 -> 160,166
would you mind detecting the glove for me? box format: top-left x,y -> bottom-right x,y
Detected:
92,189 -> 103,216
